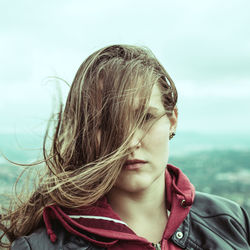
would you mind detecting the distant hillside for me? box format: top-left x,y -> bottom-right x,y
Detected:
0,133 -> 44,163
1,131 -> 250,159
170,131 -> 250,155
1,132 -> 250,215
169,150 -> 250,214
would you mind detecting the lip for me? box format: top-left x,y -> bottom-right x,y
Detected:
124,159 -> 147,170
124,159 -> 147,165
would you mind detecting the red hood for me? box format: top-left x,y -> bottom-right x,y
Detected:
43,164 -> 195,248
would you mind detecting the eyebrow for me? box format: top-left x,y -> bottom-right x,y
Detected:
147,107 -> 159,112
134,106 -> 160,114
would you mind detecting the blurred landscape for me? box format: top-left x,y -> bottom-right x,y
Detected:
0,132 -> 250,215
170,149 -> 250,215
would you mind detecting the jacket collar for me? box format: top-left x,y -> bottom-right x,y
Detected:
170,212 -> 190,248
43,164 -> 195,247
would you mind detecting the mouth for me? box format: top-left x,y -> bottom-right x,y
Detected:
124,159 -> 147,165
124,159 -> 147,170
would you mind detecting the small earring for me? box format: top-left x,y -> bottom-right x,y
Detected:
169,132 -> 176,140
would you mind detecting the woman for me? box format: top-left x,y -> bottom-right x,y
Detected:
1,45 -> 249,249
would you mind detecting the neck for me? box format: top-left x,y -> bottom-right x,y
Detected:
107,171 -> 168,243
107,171 -> 166,222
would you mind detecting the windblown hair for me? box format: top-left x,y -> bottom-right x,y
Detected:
0,44 -> 177,248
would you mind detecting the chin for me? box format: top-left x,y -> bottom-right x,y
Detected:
115,173 -> 162,193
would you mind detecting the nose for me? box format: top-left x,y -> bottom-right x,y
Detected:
129,131 -> 142,150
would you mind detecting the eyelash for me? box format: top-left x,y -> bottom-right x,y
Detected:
144,113 -> 155,122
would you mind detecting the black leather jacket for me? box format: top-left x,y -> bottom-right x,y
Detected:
11,192 -> 250,250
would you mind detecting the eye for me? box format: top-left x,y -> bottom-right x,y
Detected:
144,113 -> 155,122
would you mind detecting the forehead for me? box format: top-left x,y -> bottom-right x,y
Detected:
134,84 -> 164,111
148,84 -> 164,110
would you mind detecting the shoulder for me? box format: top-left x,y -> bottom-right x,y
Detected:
192,191 -> 249,224
188,191 -> 250,248
11,224 -> 105,250
11,227 -> 56,250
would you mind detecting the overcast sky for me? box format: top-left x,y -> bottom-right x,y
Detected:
1,0 -> 250,136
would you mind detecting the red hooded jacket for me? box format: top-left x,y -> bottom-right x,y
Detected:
43,164 -> 195,250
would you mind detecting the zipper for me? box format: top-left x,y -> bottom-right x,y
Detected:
152,242 -> 161,250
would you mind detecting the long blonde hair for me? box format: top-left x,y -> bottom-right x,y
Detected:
0,44 -> 177,248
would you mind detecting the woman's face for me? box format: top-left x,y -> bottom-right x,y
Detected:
112,83 -> 177,193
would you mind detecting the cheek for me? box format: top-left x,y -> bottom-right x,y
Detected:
148,121 -> 170,145
145,121 -> 171,161
138,128 -> 169,177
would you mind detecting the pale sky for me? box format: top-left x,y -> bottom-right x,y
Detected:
1,0 -> 250,135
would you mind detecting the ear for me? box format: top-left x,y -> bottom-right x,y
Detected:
169,106 -> 178,132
